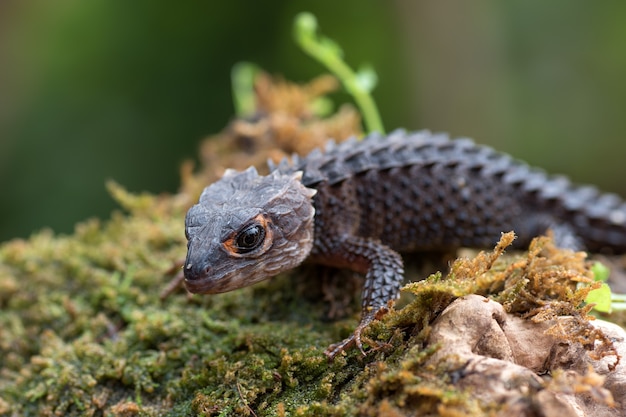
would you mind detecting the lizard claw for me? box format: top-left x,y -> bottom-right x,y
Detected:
324,306 -> 390,360
324,324 -> 368,360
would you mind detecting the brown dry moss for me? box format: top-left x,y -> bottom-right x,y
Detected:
181,72 -> 362,203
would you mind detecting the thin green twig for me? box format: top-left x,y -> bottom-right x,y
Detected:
294,12 -> 385,134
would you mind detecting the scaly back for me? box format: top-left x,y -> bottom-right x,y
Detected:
271,130 -> 626,253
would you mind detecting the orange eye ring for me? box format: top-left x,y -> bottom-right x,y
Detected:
223,214 -> 272,257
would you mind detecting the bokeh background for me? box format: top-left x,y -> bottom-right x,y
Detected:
1,1 -> 625,241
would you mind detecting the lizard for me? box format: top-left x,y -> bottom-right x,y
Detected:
182,129 -> 626,359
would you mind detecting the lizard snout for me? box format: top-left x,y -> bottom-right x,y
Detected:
183,260 -> 211,281
183,234 -> 216,282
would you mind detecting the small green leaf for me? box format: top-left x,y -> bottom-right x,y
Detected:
355,65 -> 378,93
319,38 -> 344,58
231,62 -> 260,117
310,97 -> 334,117
294,12 -> 318,40
591,261 -> 610,282
586,283 -> 612,313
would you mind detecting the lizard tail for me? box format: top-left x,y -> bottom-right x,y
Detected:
543,181 -> 626,254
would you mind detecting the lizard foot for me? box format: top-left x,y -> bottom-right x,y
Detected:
324,326 -> 364,360
324,325 -> 389,360
323,305 -> 391,360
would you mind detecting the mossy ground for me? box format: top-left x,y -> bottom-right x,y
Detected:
0,187 -> 616,416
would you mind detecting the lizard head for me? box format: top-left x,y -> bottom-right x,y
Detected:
183,166 -> 317,294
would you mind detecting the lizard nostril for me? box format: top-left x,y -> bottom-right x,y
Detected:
183,262 -> 211,280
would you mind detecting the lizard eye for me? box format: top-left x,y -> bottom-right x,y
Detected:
234,224 -> 266,253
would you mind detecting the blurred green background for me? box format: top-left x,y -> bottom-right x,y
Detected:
1,1 -> 625,241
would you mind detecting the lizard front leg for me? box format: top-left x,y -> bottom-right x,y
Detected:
317,235 -> 405,359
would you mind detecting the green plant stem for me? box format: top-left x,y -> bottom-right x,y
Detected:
294,12 -> 385,134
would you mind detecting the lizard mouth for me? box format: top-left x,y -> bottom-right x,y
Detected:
183,275 -> 234,294
182,262 -> 247,294
182,261 -> 223,294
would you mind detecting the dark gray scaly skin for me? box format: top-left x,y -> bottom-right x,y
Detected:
183,129 -> 626,358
